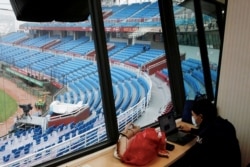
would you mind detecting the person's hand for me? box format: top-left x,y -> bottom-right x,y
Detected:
178,123 -> 191,132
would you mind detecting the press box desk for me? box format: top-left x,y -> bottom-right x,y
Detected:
59,121 -> 196,167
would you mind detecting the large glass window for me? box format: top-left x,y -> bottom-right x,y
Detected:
175,0 -> 225,101
0,0 -> 226,166
102,1 -> 172,129
0,1 -> 111,166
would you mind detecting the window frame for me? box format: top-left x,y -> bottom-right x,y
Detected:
38,0 -> 227,166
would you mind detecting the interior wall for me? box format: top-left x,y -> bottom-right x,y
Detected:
217,0 -> 250,166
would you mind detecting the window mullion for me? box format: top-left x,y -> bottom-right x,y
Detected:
158,0 -> 185,117
193,0 -> 214,101
88,0 -> 119,142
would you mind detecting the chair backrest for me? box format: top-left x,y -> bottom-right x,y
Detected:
182,100 -> 194,124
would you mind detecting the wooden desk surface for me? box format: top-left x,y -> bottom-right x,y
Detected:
59,121 -> 196,167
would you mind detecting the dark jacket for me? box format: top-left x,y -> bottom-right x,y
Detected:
186,116 -> 241,167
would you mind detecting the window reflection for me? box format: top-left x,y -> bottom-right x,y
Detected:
175,0 -> 221,100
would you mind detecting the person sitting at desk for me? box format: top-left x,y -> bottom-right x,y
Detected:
173,98 -> 241,167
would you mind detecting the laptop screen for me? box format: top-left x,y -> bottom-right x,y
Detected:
158,111 -> 177,134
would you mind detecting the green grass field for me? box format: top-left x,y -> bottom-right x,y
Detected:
0,89 -> 18,122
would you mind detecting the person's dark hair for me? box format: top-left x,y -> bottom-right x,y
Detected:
192,98 -> 218,121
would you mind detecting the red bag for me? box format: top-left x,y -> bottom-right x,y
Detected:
114,123 -> 168,166
115,123 -> 141,158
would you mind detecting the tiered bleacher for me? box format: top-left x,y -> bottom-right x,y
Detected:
158,57 -> 217,99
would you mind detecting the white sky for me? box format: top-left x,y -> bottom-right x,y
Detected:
0,0 -> 18,35
0,0 -> 12,10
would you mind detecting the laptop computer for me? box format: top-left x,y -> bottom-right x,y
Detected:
158,111 -> 196,146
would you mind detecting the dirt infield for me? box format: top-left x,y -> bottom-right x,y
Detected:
0,77 -> 38,137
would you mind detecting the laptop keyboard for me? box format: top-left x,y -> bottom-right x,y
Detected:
167,132 -> 196,145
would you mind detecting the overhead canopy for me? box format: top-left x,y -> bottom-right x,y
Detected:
9,0 -> 90,22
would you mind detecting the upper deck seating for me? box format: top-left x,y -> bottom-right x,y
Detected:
1,32 -> 27,43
